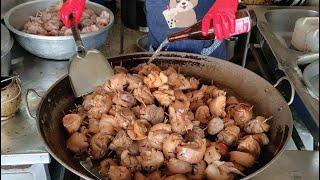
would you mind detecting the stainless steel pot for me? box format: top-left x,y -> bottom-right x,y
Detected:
27,52 -> 293,179
4,0 -> 114,60
1,24 -> 14,76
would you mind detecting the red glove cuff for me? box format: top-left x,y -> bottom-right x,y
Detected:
201,0 -> 239,40
212,0 -> 238,14
59,0 -> 86,28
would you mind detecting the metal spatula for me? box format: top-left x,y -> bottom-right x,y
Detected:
80,160 -> 103,179
68,15 -> 113,97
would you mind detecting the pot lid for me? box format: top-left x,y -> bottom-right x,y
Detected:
1,24 -> 13,56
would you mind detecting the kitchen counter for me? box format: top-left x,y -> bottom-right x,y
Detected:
1,44 -> 67,165
251,5 -> 319,141
253,150 -> 319,180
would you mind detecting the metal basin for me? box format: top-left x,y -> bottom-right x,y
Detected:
4,0 -> 114,60
253,6 -> 319,131
265,9 -> 319,53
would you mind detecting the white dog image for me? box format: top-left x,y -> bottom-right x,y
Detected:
163,0 -> 199,28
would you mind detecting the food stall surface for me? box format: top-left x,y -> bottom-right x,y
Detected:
252,5 -> 319,141
1,43 -> 67,179
253,150 -> 319,180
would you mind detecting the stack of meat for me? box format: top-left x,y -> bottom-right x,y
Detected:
22,7 -> 110,36
62,63 -> 271,180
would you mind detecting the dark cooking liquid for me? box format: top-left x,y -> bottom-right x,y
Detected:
147,38 -> 169,64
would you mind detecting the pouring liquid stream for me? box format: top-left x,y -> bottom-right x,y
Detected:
147,9 -> 255,64
147,38 -> 169,64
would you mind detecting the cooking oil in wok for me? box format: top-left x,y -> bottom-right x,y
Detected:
148,38 -> 169,64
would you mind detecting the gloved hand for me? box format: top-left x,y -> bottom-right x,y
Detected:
59,0 -> 86,28
202,0 -> 238,41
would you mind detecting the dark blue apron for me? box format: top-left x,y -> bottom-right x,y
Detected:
146,0 -> 227,60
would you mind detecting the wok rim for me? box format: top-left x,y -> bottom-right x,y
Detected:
4,0 -> 114,41
36,52 -> 293,180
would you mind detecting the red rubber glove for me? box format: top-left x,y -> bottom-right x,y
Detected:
202,0 -> 238,41
59,0 -> 86,28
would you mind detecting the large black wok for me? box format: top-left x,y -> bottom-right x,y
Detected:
33,52 -> 293,179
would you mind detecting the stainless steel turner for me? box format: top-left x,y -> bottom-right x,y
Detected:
68,15 -> 113,97
80,160 -> 103,179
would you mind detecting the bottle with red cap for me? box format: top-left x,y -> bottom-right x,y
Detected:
167,9 -> 256,42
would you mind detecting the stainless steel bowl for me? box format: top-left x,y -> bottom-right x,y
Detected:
4,0 -> 114,60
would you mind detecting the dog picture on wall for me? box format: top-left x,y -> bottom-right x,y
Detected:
162,0 -> 199,29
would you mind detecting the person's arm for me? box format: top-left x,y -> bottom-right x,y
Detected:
59,0 -> 86,28
201,0 -> 238,41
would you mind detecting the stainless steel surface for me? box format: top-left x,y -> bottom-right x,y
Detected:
249,43 -> 315,150
1,45 -> 68,165
303,60 -> 319,100
264,8 -> 319,65
1,163 -> 51,180
69,16 -> 114,97
1,153 -> 50,166
1,24 -> 14,76
36,52 -> 293,180
253,5 -> 319,129
4,0 -> 114,60
253,150 -> 319,180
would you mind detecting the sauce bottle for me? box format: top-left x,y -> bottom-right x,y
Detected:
167,9 -> 257,42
